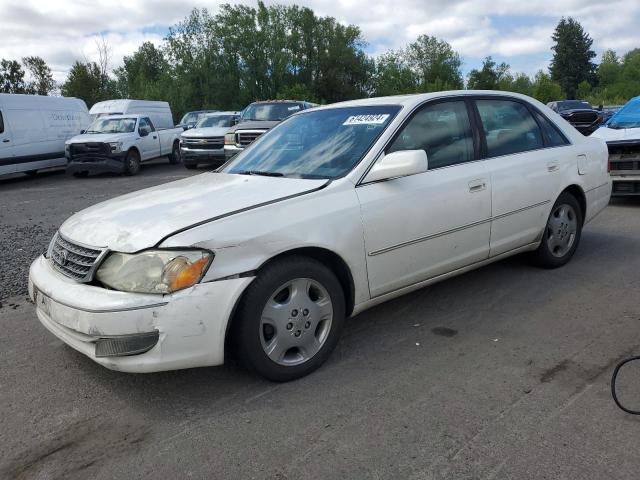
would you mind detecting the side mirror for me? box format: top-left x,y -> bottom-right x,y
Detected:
80,129 -> 86,134
364,149 -> 429,183
139,129 -> 149,137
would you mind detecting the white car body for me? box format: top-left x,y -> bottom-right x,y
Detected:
0,93 -> 89,175
29,91 -> 611,374
65,114 -> 183,175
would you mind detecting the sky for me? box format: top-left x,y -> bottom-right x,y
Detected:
1,0 -> 639,84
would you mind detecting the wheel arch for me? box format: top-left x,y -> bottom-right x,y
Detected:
222,246 -> 356,363
127,146 -> 141,157
561,184 -> 587,223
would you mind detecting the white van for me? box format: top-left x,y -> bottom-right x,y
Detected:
89,100 -> 175,129
0,94 -> 89,176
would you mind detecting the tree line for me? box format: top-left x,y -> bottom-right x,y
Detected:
1,4 -> 639,120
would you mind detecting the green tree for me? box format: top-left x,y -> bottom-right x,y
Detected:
61,61 -> 116,107
549,17 -> 596,99
371,51 -> 417,96
532,71 -> 563,104
22,56 -> 55,95
406,35 -> 463,91
467,57 -> 510,90
114,42 -> 169,99
0,59 -> 27,93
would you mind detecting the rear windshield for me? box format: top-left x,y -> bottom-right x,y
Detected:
241,103 -> 303,122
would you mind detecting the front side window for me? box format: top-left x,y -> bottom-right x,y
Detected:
387,100 -> 474,169
476,99 -> 543,157
225,105 -> 401,179
0,110 -> 4,134
138,118 -> 153,135
86,117 -> 136,134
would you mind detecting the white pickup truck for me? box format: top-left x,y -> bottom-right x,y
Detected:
65,114 -> 182,177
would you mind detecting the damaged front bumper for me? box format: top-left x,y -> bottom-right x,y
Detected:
28,255 -> 254,373
66,151 -> 128,175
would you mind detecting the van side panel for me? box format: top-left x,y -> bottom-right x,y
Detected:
0,94 -> 90,175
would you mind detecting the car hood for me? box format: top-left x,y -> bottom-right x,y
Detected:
230,120 -> 280,132
591,126 -> 640,142
59,173 -> 327,252
66,132 -> 131,144
181,126 -> 230,138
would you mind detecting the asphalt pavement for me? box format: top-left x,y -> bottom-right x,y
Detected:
1,164 -> 639,479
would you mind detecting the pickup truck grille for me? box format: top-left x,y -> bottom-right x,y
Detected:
237,131 -> 266,147
182,137 -> 224,149
49,233 -> 106,282
70,143 -> 110,156
563,111 -> 599,124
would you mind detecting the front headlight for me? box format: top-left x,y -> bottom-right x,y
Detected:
224,133 -> 236,145
96,249 -> 213,294
108,141 -> 123,153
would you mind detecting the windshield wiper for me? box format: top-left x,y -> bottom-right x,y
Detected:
85,130 -> 100,134
238,170 -> 284,177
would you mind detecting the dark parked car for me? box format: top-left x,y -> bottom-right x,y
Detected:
547,100 -> 600,135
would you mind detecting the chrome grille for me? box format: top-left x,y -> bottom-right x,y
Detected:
49,233 -> 106,282
182,137 -> 224,149
237,130 -> 265,147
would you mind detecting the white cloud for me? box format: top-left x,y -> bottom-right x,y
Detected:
0,0 -> 639,83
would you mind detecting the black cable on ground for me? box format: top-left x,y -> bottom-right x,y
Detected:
611,356 -> 640,415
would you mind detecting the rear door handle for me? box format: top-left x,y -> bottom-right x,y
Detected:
2,139 -> 9,143
468,179 -> 487,193
547,161 -> 559,172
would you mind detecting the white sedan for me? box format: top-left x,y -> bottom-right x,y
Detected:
28,91 -> 612,381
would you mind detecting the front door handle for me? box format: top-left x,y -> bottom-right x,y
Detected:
2,139 -> 9,143
153,135 -> 157,139
468,179 -> 487,193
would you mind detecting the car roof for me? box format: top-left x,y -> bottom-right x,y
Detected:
309,90 -> 542,111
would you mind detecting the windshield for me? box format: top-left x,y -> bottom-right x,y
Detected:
608,101 -> 640,129
558,101 -> 592,111
196,115 -> 235,128
85,117 -> 137,134
224,105 -> 401,179
241,103 -> 303,122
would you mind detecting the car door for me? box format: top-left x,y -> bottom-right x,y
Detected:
474,98 -> 565,257
356,99 -> 492,298
0,108 -> 15,168
138,117 -> 159,160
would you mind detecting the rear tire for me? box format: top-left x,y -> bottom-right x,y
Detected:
531,192 -> 583,268
124,149 -> 141,176
169,141 -> 181,164
232,256 -> 345,382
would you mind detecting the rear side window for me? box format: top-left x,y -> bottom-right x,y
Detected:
388,100 -> 474,169
533,111 -> 569,147
0,110 -> 4,134
476,99 -> 543,157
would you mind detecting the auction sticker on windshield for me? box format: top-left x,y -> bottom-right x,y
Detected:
343,114 -> 390,126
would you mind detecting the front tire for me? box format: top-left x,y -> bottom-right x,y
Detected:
124,149 -> 141,176
169,141 -> 181,164
532,192 -> 583,268
232,256 -> 345,382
